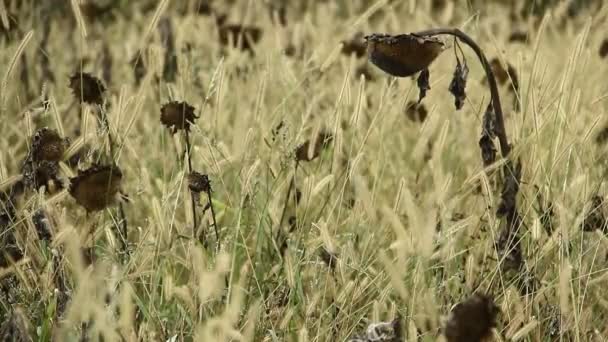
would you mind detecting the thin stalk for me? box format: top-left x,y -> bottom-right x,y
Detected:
275,167 -> 296,243
184,130 -> 199,238
99,105 -> 129,261
206,186 -> 220,252
415,28 -> 511,157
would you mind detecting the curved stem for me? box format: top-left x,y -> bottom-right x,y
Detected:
414,28 -> 511,157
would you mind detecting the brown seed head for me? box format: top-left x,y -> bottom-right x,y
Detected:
444,293 -> 499,342
188,171 -> 211,193
364,33 -> 444,77
160,101 -> 198,133
31,128 -> 68,162
69,72 -> 106,105
69,164 -> 123,212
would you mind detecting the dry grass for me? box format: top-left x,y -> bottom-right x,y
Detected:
1,0 -> 608,341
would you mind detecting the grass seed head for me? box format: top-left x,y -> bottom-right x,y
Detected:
364,33 -> 444,77
69,71 -> 106,105
160,101 -> 198,133
69,164 -> 123,212
444,293 -> 499,342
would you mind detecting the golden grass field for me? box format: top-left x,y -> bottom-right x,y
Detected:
1,0 -> 608,341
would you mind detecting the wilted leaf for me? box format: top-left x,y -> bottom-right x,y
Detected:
417,68 -> 430,103
478,135 -> 496,167
496,160 -> 522,218
448,60 -> 469,110
444,294 -> 499,342
364,33 -> 444,77
482,103 -> 496,139
495,214 -> 524,272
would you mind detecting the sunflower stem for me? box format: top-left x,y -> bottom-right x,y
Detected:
99,104 -> 129,262
414,28 -> 511,158
206,187 -> 220,252
184,130 -> 203,246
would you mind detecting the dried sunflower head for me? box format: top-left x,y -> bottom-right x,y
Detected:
69,72 -> 106,105
188,171 -> 211,193
444,293 -> 499,342
364,33 -> 444,77
69,164 -> 123,212
160,101 -> 198,133
31,127 -> 69,162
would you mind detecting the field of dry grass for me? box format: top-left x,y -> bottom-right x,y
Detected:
1,0 -> 608,341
